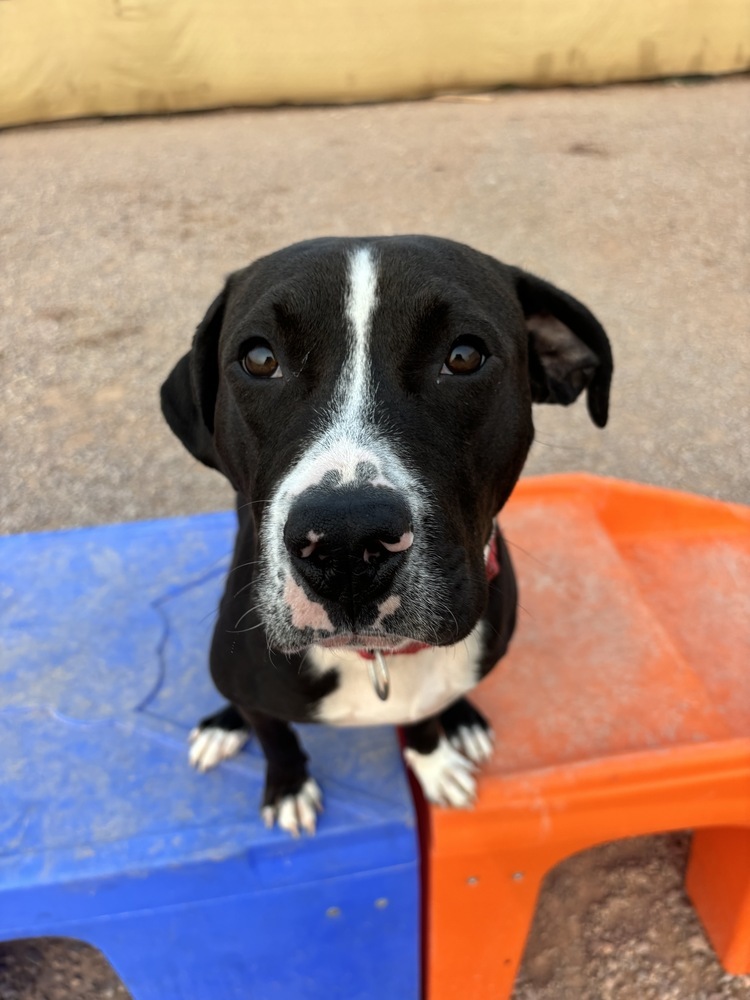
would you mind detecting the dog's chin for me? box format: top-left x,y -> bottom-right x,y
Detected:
314,633 -> 416,652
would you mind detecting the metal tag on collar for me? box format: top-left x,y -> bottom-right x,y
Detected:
367,650 -> 390,701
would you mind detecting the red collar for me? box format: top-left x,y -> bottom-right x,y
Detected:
484,523 -> 502,581
358,642 -> 429,660
357,525 -> 501,660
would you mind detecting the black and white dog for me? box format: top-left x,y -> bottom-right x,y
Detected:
161,236 -> 612,835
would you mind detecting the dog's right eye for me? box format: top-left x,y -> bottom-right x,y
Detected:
241,339 -> 282,379
441,337 -> 487,375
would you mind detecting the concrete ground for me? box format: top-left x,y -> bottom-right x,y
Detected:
1,76 -> 748,998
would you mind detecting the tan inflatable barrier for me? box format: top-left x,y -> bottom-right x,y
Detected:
1,0 -> 748,128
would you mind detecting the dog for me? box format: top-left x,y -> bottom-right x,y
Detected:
161,236 -> 612,836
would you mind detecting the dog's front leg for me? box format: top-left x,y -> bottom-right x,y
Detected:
244,709 -> 323,837
402,715 -> 478,809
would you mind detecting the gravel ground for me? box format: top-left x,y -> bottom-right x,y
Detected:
1,76 -> 748,998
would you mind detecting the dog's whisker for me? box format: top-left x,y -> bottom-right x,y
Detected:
531,436 -> 588,453
235,499 -> 272,513
266,645 -> 283,672
198,606 -> 222,627
232,579 -> 257,600
225,558 -> 262,577
434,604 -> 460,645
225,621 -> 266,635
503,535 -> 552,571
231,604 -> 262,630
297,649 -> 311,675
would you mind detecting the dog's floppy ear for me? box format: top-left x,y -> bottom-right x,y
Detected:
160,285 -> 228,470
513,269 -> 613,428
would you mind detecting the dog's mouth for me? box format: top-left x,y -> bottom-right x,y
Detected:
313,632 -> 421,653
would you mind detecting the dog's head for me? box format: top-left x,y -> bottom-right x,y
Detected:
162,237 -> 611,653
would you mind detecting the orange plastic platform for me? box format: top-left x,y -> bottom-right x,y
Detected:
422,474 -> 750,1000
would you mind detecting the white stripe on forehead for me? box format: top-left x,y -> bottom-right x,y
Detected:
278,246 -> 385,498
339,245 -> 378,421
345,249 -> 378,367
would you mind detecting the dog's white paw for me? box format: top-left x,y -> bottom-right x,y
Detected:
404,737 -> 477,808
262,779 -> 323,837
188,725 -> 249,772
448,722 -> 494,764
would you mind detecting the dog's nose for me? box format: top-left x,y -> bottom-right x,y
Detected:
283,487 -> 413,620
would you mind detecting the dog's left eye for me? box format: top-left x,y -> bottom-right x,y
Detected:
441,337 -> 487,375
241,339 -> 282,379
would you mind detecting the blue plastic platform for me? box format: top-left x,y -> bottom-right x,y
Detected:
0,513 -> 420,999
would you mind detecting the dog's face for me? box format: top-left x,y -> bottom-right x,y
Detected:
162,236 -> 611,653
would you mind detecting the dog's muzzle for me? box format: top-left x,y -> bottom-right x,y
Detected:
283,485 -> 413,624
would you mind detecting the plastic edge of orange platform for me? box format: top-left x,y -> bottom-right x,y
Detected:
430,737 -> 750,858
508,473 -> 750,539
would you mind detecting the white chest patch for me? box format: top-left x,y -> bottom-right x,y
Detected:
307,623 -> 486,726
